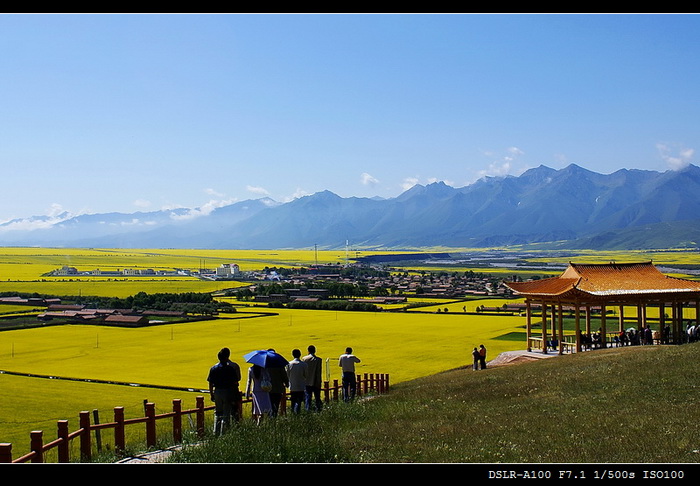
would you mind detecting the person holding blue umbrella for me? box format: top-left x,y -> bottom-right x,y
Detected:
244,349 -> 288,423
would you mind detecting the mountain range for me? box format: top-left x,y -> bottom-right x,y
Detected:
3,163 -> 700,250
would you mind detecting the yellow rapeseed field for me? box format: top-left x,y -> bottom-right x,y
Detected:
0,305 -> 527,451
4,246 -> 697,455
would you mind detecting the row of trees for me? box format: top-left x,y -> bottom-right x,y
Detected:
68,291 -> 232,315
231,281 -> 389,300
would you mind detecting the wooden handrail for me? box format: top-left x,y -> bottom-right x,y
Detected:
1,373 -> 389,463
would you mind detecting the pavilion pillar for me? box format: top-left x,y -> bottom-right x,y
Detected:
541,301 -> 548,355
659,302 -> 665,344
526,300 -> 532,352
618,305 -> 625,333
574,304 -> 582,353
672,302 -> 680,344
585,306 -> 592,335
550,305 -> 557,341
557,303 -> 564,355
600,304 -> 607,348
681,302 -> 688,343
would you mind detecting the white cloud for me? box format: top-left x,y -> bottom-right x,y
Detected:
246,185 -> 271,196
0,203 -> 75,232
47,203 -> 68,218
282,188 -> 311,202
479,161 -> 512,178
506,146 -> 524,158
169,198 -> 237,221
361,172 -> 379,185
553,153 -> 568,165
427,177 -> 454,186
477,146 -> 526,179
133,199 -> 152,209
657,143 -> 694,171
205,188 -> 225,197
401,177 -> 420,191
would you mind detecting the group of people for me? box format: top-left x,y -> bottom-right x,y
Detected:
471,344 -> 487,370
578,324 -> 667,350
206,345 -> 361,435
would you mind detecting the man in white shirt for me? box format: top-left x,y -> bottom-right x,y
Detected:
302,345 -> 323,412
286,348 -> 308,413
338,347 -> 361,402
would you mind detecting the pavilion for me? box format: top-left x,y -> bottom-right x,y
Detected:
504,261 -> 700,354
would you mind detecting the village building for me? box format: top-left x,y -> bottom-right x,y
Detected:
505,261 -> 700,354
54,266 -> 78,275
216,263 -> 240,278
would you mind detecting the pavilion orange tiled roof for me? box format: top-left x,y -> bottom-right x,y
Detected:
506,261 -> 700,298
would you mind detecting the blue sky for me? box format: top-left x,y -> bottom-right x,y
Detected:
1,13 -> 699,224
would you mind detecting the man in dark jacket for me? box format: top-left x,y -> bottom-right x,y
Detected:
207,347 -> 242,435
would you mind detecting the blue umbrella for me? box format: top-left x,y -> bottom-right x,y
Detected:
243,349 -> 289,368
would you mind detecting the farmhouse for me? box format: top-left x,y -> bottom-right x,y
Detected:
104,314 -> 150,326
0,296 -> 61,306
505,261 -> 700,354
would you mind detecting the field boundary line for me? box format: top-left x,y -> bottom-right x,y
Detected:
0,369 -> 207,393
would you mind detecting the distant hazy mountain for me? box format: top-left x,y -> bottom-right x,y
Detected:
3,164 -> 700,250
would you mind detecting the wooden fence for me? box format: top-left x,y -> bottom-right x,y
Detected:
0,373 -> 388,464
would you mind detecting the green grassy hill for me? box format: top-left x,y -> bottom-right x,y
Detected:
170,342 -> 700,463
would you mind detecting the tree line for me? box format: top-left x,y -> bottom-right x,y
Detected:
0,291 -> 234,316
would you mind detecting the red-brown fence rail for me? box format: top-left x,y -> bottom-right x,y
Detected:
0,372 -> 389,464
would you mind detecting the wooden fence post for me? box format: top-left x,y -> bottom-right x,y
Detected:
0,443 -> 12,463
114,407 -> 125,453
332,379 -> 339,401
323,380 -> 330,403
57,420 -> 70,463
145,402 -> 156,447
92,409 -> 102,452
196,396 -> 205,438
280,391 -> 287,415
79,411 -> 91,462
172,399 -> 182,443
30,430 -> 43,463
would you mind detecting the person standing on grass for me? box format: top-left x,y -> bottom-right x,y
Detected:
302,345 -> 323,412
286,348 -> 308,413
339,347 -> 361,402
479,344 -> 487,370
207,347 -> 242,435
266,348 -> 289,417
472,347 -> 480,371
246,364 -> 272,424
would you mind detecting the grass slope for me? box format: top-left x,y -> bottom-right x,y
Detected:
171,343 -> 700,463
